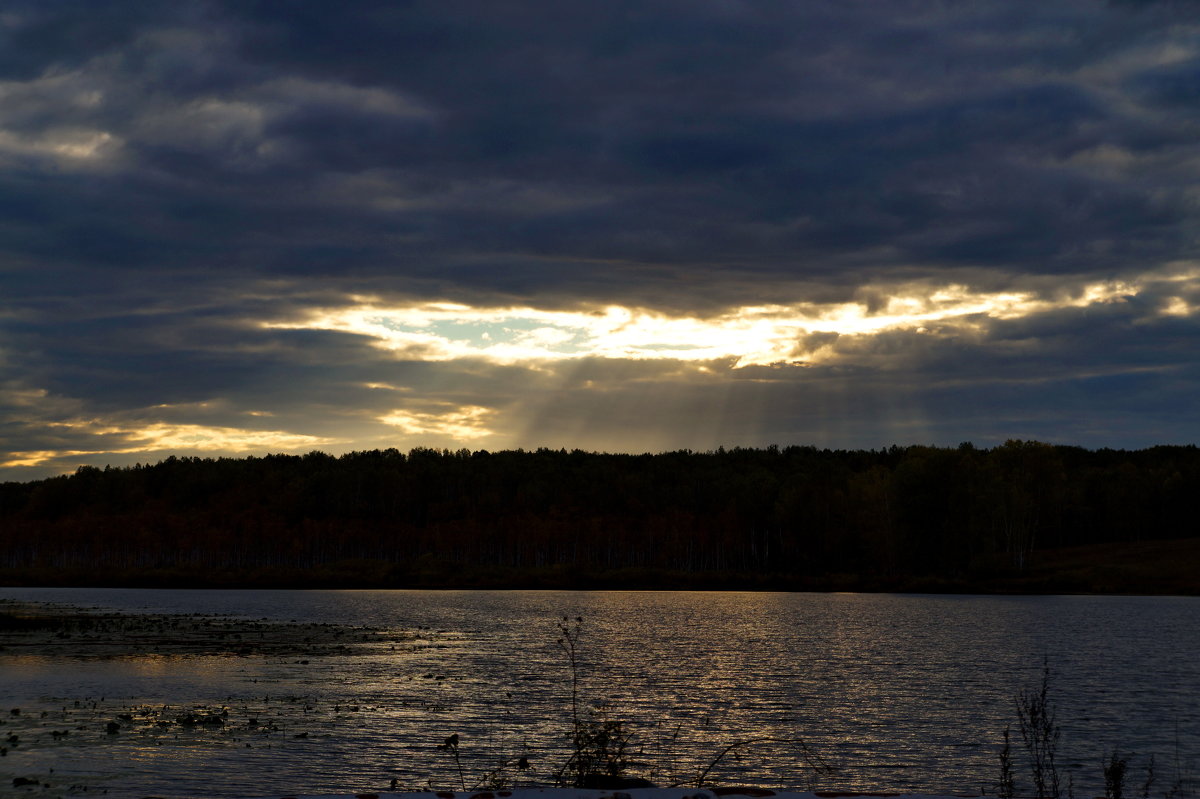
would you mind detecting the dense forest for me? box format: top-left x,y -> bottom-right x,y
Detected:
2,442 -> 1198,593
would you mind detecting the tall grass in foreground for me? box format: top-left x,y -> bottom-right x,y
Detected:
428,614 -> 833,791
998,663 -> 1194,799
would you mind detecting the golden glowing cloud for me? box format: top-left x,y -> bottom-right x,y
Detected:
1,421 -> 335,469
378,405 -> 496,440
265,267 -> 1199,368
129,423 -> 333,451
1161,297 -> 1193,317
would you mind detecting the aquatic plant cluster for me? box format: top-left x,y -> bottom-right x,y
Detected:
425,616 -> 834,793
0,600 -> 457,794
997,664 -> 1193,799
0,603 -> 394,658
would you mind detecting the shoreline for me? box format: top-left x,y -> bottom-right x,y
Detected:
5,538 -> 1197,596
238,787 -> 988,791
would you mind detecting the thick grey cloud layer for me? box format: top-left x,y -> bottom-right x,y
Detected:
3,0 -> 1200,479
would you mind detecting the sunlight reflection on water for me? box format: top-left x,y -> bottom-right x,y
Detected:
0,589 -> 1197,799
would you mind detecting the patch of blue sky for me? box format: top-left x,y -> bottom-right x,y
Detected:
369,315 -> 590,353
497,318 -> 592,354
368,316 -> 411,332
427,319 -> 512,347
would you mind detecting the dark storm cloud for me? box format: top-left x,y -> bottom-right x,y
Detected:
4,0 -> 1200,478
4,0 -> 1194,287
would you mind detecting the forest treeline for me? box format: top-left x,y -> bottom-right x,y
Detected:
2,442 -> 1198,592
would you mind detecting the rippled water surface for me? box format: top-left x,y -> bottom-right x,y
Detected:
1,589 -> 1197,798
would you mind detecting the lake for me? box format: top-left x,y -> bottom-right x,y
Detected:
0,588 -> 1197,798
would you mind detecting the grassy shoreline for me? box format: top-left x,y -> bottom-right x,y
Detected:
3,537 -> 1198,595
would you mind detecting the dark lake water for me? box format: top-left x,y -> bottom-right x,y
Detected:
1,588 -> 1197,798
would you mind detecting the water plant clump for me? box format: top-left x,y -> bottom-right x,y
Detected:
1016,661 -> 1063,799
539,615 -> 835,790
1105,750 -> 1130,799
998,726 -> 1016,799
997,663 -> 1196,799
430,614 -> 835,792
554,616 -> 636,788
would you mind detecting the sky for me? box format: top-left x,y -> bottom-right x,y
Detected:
3,0 -> 1200,481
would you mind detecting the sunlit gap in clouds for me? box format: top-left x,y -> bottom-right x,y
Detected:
264,267 -> 1199,368
259,266 -> 1200,453
8,267 -> 1198,474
